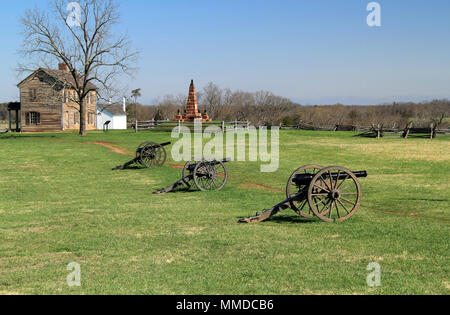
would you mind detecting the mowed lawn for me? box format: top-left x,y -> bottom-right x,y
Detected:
0,130 -> 448,295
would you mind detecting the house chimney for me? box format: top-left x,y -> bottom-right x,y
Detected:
58,63 -> 69,72
123,97 -> 127,113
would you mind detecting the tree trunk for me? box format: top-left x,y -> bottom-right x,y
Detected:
79,99 -> 87,136
334,124 -> 340,132
372,124 -> 383,139
430,123 -> 437,139
402,122 -> 412,139
378,124 -> 383,138
135,103 -> 138,133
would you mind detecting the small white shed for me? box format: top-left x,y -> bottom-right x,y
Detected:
97,98 -> 127,130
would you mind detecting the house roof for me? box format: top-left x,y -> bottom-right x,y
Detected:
17,68 -> 98,91
98,104 -> 126,116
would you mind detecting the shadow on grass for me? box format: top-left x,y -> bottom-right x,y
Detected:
267,216 -> 318,224
407,134 -> 434,139
354,132 -> 376,138
112,165 -> 146,171
352,133 -> 438,139
152,187 -> 201,195
0,134 -> 58,140
236,215 -> 318,225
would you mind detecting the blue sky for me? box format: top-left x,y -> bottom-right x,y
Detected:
0,0 -> 449,105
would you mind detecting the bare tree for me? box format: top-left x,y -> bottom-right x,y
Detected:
133,79 -> 449,132
19,0 -> 138,135
430,112 -> 445,139
201,82 -> 223,120
402,121 -> 413,139
156,95 -> 180,120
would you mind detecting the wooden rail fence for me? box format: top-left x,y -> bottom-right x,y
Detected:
128,120 -> 251,133
126,120 -> 449,139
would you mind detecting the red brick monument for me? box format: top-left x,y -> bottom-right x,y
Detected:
175,80 -> 211,122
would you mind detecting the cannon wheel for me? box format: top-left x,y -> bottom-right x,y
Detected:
307,166 -> 362,223
183,159 -> 200,178
193,160 -> 228,192
136,142 -> 153,158
182,159 -> 200,189
139,142 -> 167,168
286,164 -> 323,218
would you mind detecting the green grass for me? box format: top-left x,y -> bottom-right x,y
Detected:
0,130 -> 448,295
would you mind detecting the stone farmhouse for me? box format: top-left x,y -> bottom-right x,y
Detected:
12,63 -> 98,132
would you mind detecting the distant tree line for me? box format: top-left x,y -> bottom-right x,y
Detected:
127,82 -> 450,130
0,103 -> 8,121
1,83 -> 449,131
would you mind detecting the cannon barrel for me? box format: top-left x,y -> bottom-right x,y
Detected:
187,158 -> 231,172
293,171 -> 368,186
142,142 -> 171,149
136,142 -> 171,153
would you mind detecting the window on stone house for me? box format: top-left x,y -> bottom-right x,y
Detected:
74,112 -> 80,125
25,112 -> 41,125
29,89 -> 37,101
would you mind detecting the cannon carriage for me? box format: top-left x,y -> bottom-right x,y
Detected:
154,158 -> 230,194
113,142 -> 171,170
240,165 -> 368,223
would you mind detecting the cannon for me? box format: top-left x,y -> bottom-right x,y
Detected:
154,158 -> 231,194
113,142 -> 171,170
239,165 -> 368,223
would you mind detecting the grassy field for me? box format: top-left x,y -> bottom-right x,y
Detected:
0,130 -> 448,295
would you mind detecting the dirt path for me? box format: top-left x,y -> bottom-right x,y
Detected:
361,205 -> 449,223
48,139 -> 135,157
239,183 -> 283,193
169,165 -> 185,169
88,142 -> 134,157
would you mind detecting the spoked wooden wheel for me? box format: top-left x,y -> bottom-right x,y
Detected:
182,159 -> 200,189
193,160 -> 228,192
183,159 -> 200,178
139,142 -> 167,168
136,142 -> 153,159
307,166 -> 362,223
286,165 -> 323,218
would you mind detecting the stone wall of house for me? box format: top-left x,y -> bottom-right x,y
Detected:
19,70 -> 98,132
62,90 -> 97,130
20,75 -> 63,132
